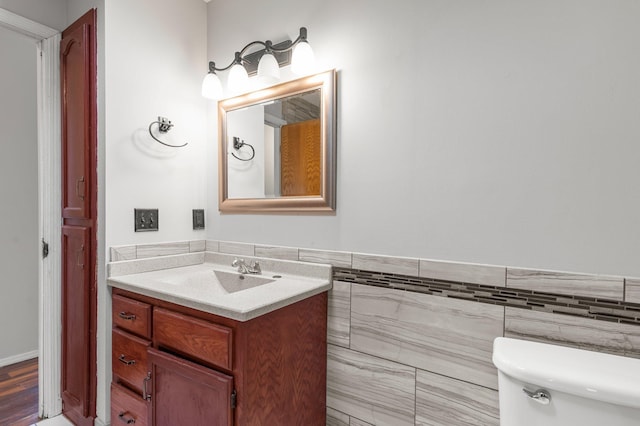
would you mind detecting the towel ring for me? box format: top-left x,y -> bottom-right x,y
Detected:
148,116 -> 188,148
231,136 -> 255,161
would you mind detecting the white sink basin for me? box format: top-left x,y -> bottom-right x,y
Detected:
213,270 -> 275,293
156,267 -> 276,294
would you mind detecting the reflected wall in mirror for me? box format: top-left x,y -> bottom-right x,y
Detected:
219,69 -> 336,213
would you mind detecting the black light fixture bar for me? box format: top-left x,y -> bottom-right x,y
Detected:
242,40 -> 292,76
207,27 -> 309,75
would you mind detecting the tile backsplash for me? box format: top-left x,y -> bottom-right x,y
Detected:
109,240 -> 640,426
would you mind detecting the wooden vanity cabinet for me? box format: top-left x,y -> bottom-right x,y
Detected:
111,288 -> 328,426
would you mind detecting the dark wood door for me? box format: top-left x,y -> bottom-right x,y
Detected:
280,119 -> 321,196
60,9 -> 97,426
148,348 -> 234,426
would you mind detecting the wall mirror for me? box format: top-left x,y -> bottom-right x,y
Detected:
218,69 -> 336,213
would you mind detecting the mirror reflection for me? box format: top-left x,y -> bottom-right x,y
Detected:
218,70 -> 336,213
226,89 -> 321,199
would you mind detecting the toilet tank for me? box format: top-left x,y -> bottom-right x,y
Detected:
493,337 -> 640,426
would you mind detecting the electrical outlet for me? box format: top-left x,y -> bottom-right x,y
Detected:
193,209 -> 205,230
134,208 -> 158,232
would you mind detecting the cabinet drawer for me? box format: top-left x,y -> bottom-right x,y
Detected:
112,328 -> 151,394
153,307 -> 233,371
113,294 -> 151,339
111,382 -> 149,426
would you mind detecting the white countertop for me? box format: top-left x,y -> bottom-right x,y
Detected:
107,252 -> 332,321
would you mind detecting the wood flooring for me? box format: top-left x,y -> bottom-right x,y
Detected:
0,358 -> 39,426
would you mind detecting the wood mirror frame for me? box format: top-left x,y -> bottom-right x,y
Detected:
218,69 -> 337,213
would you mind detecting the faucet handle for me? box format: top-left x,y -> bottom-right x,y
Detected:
250,261 -> 261,273
232,258 -> 243,267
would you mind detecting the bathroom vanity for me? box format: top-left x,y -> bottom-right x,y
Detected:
107,254 -> 331,425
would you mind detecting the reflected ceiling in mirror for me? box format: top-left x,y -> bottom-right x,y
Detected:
218,69 -> 336,213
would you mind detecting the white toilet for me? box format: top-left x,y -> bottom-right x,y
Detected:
493,337 -> 640,425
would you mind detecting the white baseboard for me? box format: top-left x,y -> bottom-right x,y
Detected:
0,349 -> 38,368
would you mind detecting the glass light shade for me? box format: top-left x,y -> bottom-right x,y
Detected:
257,52 -> 280,85
227,63 -> 249,95
201,72 -> 223,100
291,41 -> 315,75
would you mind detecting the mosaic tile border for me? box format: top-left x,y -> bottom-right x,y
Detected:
333,268 -> 640,326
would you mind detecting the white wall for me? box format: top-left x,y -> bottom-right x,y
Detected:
0,0 -> 67,30
105,0 -> 208,250
206,0 -> 640,278
0,25 -> 38,363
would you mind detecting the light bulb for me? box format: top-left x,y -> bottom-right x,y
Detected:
201,72 -> 223,100
227,63 -> 249,95
257,52 -> 280,85
291,41 -> 315,75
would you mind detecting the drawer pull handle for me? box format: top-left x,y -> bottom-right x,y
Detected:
118,312 -> 136,320
143,372 -> 152,401
76,176 -> 85,200
118,411 -> 135,424
118,354 -> 136,366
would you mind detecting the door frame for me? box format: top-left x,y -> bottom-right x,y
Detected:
0,7 -> 62,419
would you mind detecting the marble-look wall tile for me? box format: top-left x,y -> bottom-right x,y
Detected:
218,241 -> 254,256
419,259 -> 505,287
507,268 -> 624,300
299,248 -> 352,268
110,245 -> 136,261
352,253 -> 419,276
326,408 -> 350,426
505,307 -> 640,358
327,345 -> 416,426
626,278 -> 640,303
136,241 -> 190,259
328,281 -> 350,348
189,240 -> 206,253
107,253 -> 204,277
205,240 -> 219,252
350,417 -> 373,426
351,284 -> 503,389
415,369 -> 499,426
254,245 -> 299,260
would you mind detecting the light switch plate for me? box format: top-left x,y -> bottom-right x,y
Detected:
193,209 -> 205,230
134,208 -> 158,232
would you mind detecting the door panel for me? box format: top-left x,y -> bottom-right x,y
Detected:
61,21 -> 91,219
61,225 -> 90,416
148,348 -> 234,426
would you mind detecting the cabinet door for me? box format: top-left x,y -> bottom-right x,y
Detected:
61,13 -> 93,219
148,348 -> 234,426
61,224 -> 91,418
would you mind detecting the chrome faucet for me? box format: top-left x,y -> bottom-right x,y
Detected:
231,258 -> 261,274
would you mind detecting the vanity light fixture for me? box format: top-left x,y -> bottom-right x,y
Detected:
201,27 -> 315,100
